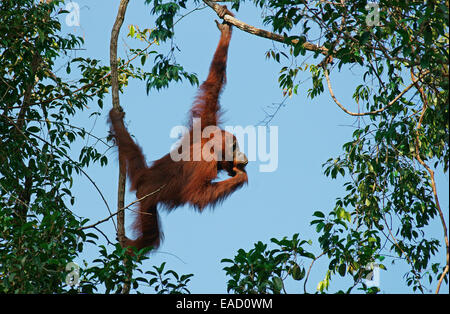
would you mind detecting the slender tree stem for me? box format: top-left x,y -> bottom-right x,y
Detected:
410,69 -> 449,294
110,0 -> 130,294
110,0 -> 129,248
304,251 -> 325,293
323,66 -> 423,116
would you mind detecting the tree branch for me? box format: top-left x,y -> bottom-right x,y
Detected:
110,0 -> 129,249
202,0 -> 328,55
303,251 -> 326,293
410,69 -> 449,294
110,0 -> 130,295
1,114 -> 115,229
323,67 -> 422,116
80,185 -> 165,231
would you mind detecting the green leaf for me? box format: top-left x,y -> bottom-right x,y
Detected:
316,222 -> 325,233
313,211 -> 325,218
220,258 -> 234,264
272,276 -> 284,293
291,263 -> 305,281
27,126 -> 40,133
338,263 -> 346,277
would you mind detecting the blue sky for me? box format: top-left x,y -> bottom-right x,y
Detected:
61,0 -> 449,293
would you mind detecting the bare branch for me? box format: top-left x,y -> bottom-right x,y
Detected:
110,0 -> 129,249
323,67 -> 422,116
80,185 -> 165,231
304,251 -> 326,293
110,0 -> 130,295
436,265 -> 449,294
410,68 -> 449,294
202,0 -> 328,55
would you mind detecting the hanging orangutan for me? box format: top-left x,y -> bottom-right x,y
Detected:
108,6 -> 247,251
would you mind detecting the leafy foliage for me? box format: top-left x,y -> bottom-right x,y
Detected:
222,234 -> 314,293
0,0 -> 102,293
1,0 -> 447,294
0,0 -> 194,293
73,245 -> 193,294
146,262 -> 193,294
222,0 -> 449,293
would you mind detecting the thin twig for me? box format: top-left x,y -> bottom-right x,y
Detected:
93,226 -> 114,245
304,251 -> 326,293
30,132 -> 116,230
29,38 -> 154,108
1,114 -> 116,230
9,117 -> 112,148
381,212 -> 425,292
323,66 -> 423,116
173,4 -> 207,27
80,185 -> 165,231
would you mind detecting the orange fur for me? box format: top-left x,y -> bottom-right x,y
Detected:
109,12 -> 247,251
